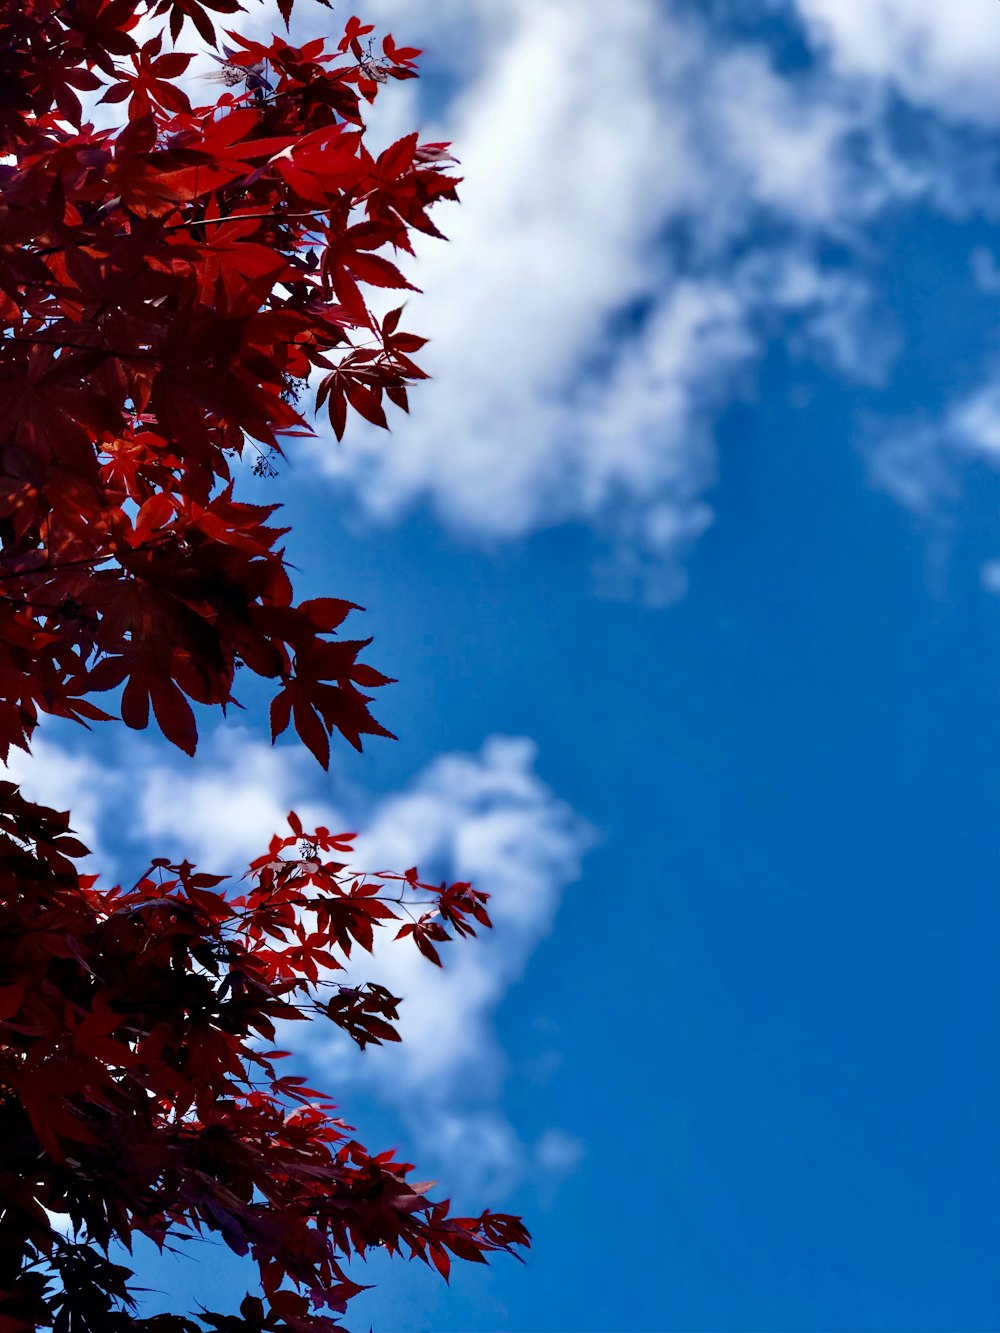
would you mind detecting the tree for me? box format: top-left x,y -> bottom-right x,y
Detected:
0,0 -> 529,1327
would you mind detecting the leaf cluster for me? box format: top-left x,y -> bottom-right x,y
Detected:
0,793 -> 526,1330
0,0 -> 528,1326
0,0 -> 459,767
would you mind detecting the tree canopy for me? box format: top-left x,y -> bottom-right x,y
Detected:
0,0 -> 528,1327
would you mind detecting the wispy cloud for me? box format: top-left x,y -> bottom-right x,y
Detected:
6,737 -> 122,868
308,736 -> 594,1194
308,0 -> 889,600
792,0 -> 1000,126
862,419 -> 960,519
863,352 -> 1000,517
86,0 -> 1000,596
293,0 -> 1000,604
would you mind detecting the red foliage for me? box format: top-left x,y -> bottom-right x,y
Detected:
0,0 -> 528,1326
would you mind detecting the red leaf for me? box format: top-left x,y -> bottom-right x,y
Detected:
292,697 -> 330,769
120,673 -> 150,731
431,1245 -> 451,1280
149,677 -> 198,756
345,381 -> 388,430
271,687 -> 293,743
300,597 -> 360,632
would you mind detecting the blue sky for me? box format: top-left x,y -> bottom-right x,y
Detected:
15,0 -> 1000,1328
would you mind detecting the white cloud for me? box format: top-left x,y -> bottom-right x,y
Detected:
131,727 -> 329,871
309,735 -> 594,1195
948,378 -> 1000,460
704,45 -> 866,229
863,421 -> 957,517
308,0 -> 883,601
971,246 -> 1000,293
80,0 -> 1000,595
533,1126 -> 584,1177
313,0 -> 1000,594
5,736 -> 122,868
981,559 -> 1000,595
862,365 -> 1000,519
794,0 -> 1000,126
5,727 -> 592,1197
